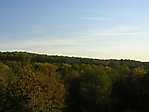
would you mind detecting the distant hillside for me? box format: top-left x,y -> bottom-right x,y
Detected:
0,51 -> 145,65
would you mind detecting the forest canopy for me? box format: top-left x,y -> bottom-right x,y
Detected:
0,51 -> 149,112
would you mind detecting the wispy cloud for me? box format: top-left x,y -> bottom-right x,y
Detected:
79,25 -> 149,37
80,16 -> 109,21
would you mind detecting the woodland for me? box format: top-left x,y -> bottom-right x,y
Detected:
0,52 -> 149,112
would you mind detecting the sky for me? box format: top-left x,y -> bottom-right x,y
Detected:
1,0 -> 149,61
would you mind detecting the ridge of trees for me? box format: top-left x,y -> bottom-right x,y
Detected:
0,51 -> 143,64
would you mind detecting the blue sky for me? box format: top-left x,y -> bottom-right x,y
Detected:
1,0 -> 149,61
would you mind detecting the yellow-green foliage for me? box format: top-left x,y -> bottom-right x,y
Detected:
133,67 -> 145,77
0,63 -> 14,86
14,64 -> 65,112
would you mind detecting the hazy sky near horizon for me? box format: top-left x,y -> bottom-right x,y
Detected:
1,0 -> 149,61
